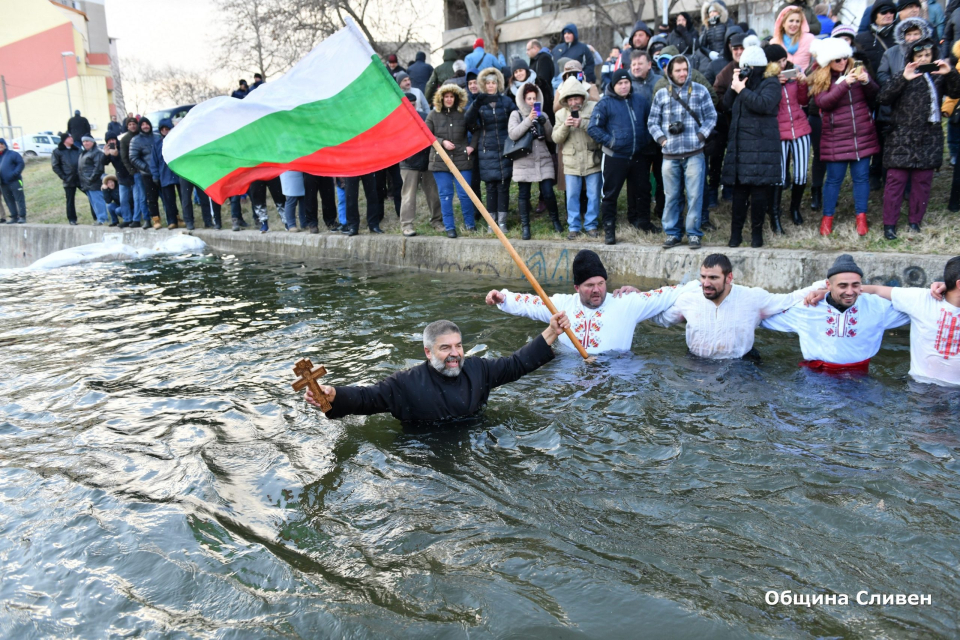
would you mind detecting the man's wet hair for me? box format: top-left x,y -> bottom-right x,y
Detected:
702,253 -> 733,277
423,320 -> 461,348
945,256 -> 960,291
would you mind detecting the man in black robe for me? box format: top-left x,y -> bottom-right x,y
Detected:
305,312 -> 569,428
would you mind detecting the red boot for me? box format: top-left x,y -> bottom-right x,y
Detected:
855,213 -> 868,236
819,216 -> 833,236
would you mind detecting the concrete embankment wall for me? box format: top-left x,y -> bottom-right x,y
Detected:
0,223 -> 947,291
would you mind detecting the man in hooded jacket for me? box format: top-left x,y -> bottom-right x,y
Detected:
0,138 -> 26,223
51,133 -> 81,224
587,69 -> 654,245
406,52 -> 434,94
552,24 -> 597,83
616,20 -> 654,71
129,117 -> 163,229
426,49 -> 460,102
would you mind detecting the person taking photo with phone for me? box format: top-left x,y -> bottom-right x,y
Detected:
721,45 -> 783,248
507,83 -> 561,240
877,38 -> 960,239
807,38 -> 880,237
553,76 -> 601,239
765,43 -> 810,232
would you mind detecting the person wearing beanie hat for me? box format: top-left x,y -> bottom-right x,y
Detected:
66,109 -> 91,147
808,36 -> 879,237
588,64 -> 658,244
50,131 -> 81,224
474,38 -> 484,49
77,134 -> 108,225
765,41 -> 812,231
761,255 -> 909,372
385,53 -> 404,78
485,250 -> 697,354
830,24 -> 857,46
770,5 -> 817,70
508,57 -> 537,99
396,71 -> 430,113
722,43 -> 782,248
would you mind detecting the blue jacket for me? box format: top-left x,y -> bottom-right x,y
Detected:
551,24 -> 596,83
406,52 -> 434,94
151,119 -> 179,187
587,84 -> 651,159
0,139 -> 25,184
465,47 -> 506,74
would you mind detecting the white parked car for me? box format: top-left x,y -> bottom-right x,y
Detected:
9,132 -> 59,158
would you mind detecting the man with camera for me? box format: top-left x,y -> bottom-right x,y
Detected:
647,55 -> 717,249
587,69 -> 653,246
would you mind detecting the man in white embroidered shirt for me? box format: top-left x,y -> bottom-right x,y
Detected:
862,256 -> 960,386
638,253 -> 822,360
760,254 -> 910,372
484,249 -> 696,354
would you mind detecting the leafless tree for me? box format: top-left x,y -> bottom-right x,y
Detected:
118,57 -> 228,112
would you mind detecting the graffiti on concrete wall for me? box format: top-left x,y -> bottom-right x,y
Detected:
525,250 -> 570,282
867,265 -> 932,287
417,261 -> 502,277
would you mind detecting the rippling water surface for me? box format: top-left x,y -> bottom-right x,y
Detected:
1,252 -> 958,639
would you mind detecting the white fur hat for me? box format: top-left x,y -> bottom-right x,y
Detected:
739,45 -> 767,68
743,34 -> 762,49
809,37 -> 853,68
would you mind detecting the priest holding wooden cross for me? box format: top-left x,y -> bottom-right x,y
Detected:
302,312 -> 570,429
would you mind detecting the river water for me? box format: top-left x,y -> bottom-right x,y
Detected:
1,251 -> 958,639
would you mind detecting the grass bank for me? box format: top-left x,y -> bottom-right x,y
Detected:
19,155 -> 959,255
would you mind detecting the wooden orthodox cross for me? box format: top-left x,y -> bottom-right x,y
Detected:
292,358 -> 332,411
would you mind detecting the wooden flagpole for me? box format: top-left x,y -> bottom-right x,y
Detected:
431,140 -> 590,360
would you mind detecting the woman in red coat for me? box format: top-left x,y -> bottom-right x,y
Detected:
807,37 -> 881,236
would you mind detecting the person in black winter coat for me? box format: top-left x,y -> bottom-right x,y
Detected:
406,52 -> 434,94
667,12 -> 696,54
552,24 -> 597,83
66,110 -> 91,145
721,46 -> 783,248
527,39 -> 557,108
50,133 -> 83,224
855,0 -> 898,76
105,115 -> 123,139
465,67 -> 517,231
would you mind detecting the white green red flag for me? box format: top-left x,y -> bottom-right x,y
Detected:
162,19 -> 435,203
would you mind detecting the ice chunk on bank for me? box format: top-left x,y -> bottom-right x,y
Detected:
27,234 -> 208,270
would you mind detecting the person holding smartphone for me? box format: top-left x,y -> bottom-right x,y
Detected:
553,77 -> 601,239
764,43 -> 810,232
876,38 -> 960,239
807,38 -> 880,237
508,84 -> 561,239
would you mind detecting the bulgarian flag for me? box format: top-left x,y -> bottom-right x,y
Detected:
163,19 -> 435,204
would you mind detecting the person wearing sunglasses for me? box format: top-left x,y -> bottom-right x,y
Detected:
877,37 -> 960,239
855,1 -> 897,81
807,38 -> 880,236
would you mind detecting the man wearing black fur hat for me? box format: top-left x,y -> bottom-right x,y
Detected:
761,254 -> 910,372
485,249 -> 696,354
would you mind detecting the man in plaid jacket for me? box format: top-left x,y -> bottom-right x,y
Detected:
647,55 -> 717,250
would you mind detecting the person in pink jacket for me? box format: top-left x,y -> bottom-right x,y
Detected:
764,42 -> 811,232
771,6 -> 817,71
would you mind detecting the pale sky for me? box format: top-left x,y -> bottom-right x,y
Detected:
104,0 -> 445,86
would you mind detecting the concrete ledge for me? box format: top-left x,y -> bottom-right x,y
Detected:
0,223 -> 947,291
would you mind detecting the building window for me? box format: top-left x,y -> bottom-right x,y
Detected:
504,0 -> 541,22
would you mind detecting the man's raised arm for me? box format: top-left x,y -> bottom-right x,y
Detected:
486,289 -> 559,323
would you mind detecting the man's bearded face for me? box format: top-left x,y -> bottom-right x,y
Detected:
427,333 -> 464,377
